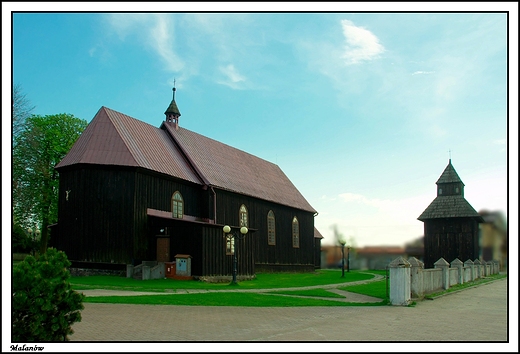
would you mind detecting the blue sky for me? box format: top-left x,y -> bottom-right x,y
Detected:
5,3 -> 517,249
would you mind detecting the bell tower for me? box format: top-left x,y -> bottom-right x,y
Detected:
418,159 -> 484,268
164,82 -> 181,130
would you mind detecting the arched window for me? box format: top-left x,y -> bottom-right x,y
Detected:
225,235 -> 235,255
292,216 -> 299,248
267,210 -> 276,245
239,204 -> 248,227
172,191 -> 184,218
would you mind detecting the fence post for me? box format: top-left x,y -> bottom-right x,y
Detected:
451,258 -> 463,285
474,259 -> 481,279
464,259 -> 474,281
408,257 -> 424,299
388,257 -> 411,306
434,258 -> 450,290
486,261 -> 492,276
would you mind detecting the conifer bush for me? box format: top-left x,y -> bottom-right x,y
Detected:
12,248 -> 85,342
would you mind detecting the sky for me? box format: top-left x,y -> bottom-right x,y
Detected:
4,3 -> 517,251
3,3 -> 518,352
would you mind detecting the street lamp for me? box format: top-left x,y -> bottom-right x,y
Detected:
346,246 -> 351,272
223,225 -> 248,285
339,240 -> 346,278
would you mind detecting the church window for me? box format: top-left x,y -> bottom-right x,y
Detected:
292,216 -> 299,248
267,210 -> 276,245
239,204 -> 248,227
172,191 -> 184,218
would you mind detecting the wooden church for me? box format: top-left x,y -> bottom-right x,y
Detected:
51,88 -> 321,278
418,159 -> 484,268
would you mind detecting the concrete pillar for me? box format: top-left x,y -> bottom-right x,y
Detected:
143,265 -> 151,280
388,256 -> 411,306
464,259 -> 474,281
474,259 -> 481,279
451,258 -> 463,285
408,257 -> 424,299
126,264 -> 134,278
434,258 -> 450,290
486,261 -> 493,276
494,260 -> 500,274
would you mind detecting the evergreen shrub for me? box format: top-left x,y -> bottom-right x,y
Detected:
12,248 -> 85,342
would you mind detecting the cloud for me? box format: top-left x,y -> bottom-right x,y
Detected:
105,14 -> 184,73
412,71 -> 435,75
217,64 -> 247,89
149,15 -> 184,72
340,20 -> 385,65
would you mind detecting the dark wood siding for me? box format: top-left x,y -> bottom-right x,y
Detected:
53,166 -> 136,264
54,165 -> 316,276
215,190 -> 315,272
53,165 -> 207,265
133,169 -> 208,262
201,225 -> 255,277
423,217 -> 480,268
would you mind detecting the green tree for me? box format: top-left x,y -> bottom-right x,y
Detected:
12,248 -> 85,341
12,114 -> 87,254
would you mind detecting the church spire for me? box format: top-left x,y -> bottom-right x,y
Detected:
164,81 -> 181,129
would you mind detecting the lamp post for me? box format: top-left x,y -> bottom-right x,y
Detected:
347,246 -> 351,272
339,240 -> 346,278
223,225 -> 248,285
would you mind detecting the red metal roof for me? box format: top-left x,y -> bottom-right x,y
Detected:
57,107 -> 316,213
163,121 -> 316,213
56,107 -> 203,185
356,246 -> 405,255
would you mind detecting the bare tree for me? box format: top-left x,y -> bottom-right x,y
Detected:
12,84 -> 35,138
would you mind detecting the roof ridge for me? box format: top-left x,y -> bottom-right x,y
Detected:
162,122 -> 210,186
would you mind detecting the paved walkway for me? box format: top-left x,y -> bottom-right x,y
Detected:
68,277 -> 512,349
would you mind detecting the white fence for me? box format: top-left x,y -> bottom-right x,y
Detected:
389,256 -> 500,306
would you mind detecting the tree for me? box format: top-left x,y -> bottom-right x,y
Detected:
12,248 -> 84,341
12,84 -> 35,138
12,114 -> 88,254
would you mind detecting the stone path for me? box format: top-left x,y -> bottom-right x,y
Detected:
66,277 -> 512,351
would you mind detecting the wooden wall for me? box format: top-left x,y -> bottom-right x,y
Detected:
54,165 -> 317,276
215,190 -> 316,272
423,217 -> 480,269
53,165 -> 205,264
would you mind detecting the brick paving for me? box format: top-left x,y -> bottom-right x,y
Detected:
68,278 -> 511,348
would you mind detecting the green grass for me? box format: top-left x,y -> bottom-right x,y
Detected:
339,279 -> 388,299
74,270 -> 389,306
70,269 -> 377,292
83,292 -> 386,307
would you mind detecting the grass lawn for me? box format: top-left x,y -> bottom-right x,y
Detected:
83,291 -> 387,307
74,269 -> 389,306
70,269 -> 378,292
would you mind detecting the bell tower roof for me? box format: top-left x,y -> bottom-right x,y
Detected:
164,86 -> 181,118
436,159 -> 464,185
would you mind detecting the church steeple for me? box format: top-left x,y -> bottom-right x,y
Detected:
165,82 -> 181,130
